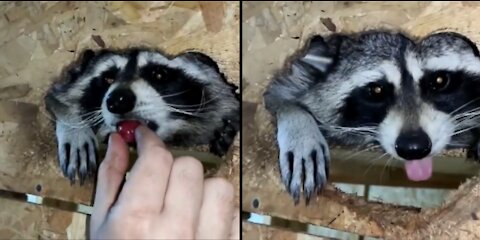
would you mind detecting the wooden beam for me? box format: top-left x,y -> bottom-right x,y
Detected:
243,221 -> 327,240
330,148 -> 479,189
0,197 -> 87,239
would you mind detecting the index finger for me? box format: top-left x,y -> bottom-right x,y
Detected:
116,125 -> 174,213
90,133 -> 129,235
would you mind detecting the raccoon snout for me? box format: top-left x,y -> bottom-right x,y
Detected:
395,129 -> 432,160
106,88 -> 136,114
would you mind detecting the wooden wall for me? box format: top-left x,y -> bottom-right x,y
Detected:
242,2 -> 480,239
0,1 -> 239,238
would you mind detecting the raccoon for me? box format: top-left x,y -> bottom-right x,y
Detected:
45,47 -> 240,184
264,30 -> 480,204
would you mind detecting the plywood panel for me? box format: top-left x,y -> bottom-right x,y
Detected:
242,1 -> 480,239
242,222 -> 327,240
0,197 -> 86,239
0,1 -> 239,206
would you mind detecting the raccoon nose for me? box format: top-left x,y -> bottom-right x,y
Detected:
395,129 -> 432,160
106,88 -> 136,114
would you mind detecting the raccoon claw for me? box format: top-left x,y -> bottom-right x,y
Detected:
278,124 -> 330,205
79,170 -> 87,185
69,176 -> 76,185
59,159 -> 68,177
56,124 -> 98,184
210,118 -> 238,156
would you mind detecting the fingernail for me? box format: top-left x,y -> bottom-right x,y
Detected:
106,133 -> 119,157
108,133 -> 114,145
135,125 -> 148,140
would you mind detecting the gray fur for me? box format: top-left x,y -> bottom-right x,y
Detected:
264,30 -> 480,204
45,48 -> 239,184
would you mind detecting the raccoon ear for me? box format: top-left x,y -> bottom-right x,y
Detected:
79,49 -> 96,70
178,51 -> 221,73
299,35 -> 337,72
66,49 -> 96,81
422,32 -> 480,57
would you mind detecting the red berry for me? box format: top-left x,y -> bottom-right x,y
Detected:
117,120 -> 141,143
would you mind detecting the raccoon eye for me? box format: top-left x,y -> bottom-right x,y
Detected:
366,83 -> 387,102
105,78 -> 114,84
152,70 -> 162,80
429,73 -> 450,91
141,65 -> 167,81
102,68 -> 119,85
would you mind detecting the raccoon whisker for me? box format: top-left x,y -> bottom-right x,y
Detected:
329,126 -> 379,132
453,116 -> 477,125
445,110 -> 480,136
165,93 -> 221,109
166,107 -> 206,117
451,110 -> 480,128
331,130 -> 379,138
55,111 -> 104,129
452,108 -> 480,120
145,88 -> 219,114
447,142 -> 470,148
88,116 -> 105,125
453,114 -> 480,128
161,89 -> 191,98
333,128 -> 379,133
454,121 -> 480,131
320,125 -> 379,135
363,152 -> 389,176
54,117 -> 96,128
326,129 -> 377,137
165,98 -> 217,108
328,130 -> 378,139
61,110 -> 103,124
77,108 -> 102,116
135,106 -> 217,116
196,88 -> 206,113
165,103 -> 214,108
325,125 -> 379,130
137,104 -> 210,118
81,112 -> 103,121
54,121 -> 94,129
380,156 -> 394,183
449,97 -> 480,115
77,113 -> 103,125
339,145 -> 381,162
39,109 -> 61,124
62,119 -> 102,129
60,120 -> 99,130
450,123 -> 480,137
453,120 -> 478,131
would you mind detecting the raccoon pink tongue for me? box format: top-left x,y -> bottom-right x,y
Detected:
117,120 -> 141,144
404,157 -> 433,181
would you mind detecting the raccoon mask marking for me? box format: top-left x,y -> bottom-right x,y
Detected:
264,31 -> 480,204
45,48 -> 240,184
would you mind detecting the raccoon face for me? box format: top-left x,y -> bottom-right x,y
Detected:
303,31 -> 480,181
73,48 -> 224,143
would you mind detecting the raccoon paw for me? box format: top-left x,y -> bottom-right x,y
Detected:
277,116 -> 330,205
209,118 -> 238,156
56,124 -> 99,184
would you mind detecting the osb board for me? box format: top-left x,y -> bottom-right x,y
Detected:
242,1 -> 480,239
0,1 -> 240,206
242,1 -> 480,102
0,197 -> 86,239
242,222 -> 327,240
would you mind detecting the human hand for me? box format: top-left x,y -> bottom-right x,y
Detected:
90,125 -> 239,239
